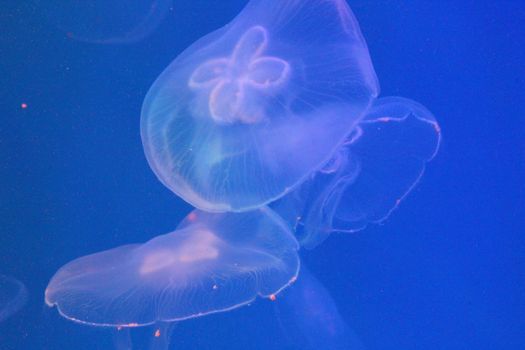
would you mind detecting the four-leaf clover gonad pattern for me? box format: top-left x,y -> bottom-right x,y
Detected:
189,26 -> 290,124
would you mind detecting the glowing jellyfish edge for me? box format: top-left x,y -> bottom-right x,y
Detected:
45,208 -> 300,327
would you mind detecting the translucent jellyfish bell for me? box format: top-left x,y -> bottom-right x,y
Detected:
0,275 -> 28,323
273,97 -> 441,248
41,0 -> 172,44
141,0 -> 379,212
274,265 -> 364,350
45,207 -> 299,328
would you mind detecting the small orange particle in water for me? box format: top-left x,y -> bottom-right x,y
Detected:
127,323 -> 139,327
21,103 -> 28,109
154,329 -> 161,337
187,212 -> 198,222
269,294 -> 276,301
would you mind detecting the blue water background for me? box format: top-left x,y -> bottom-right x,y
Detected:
1,1 -> 523,349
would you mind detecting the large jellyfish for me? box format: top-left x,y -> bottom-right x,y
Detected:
45,207 -> 299,348
141,0 -> 379,212
273,97 -> 441,248
0,275 -> 28,323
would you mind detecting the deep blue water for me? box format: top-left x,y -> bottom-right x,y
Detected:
1,1 -> 524,349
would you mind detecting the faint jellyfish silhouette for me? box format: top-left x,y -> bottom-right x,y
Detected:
141,0 -> 379,212
273,265 -> 365,350
0,275 -> 28,322
273,97 -> 441,248
40,0 -> 172,44
45,207 -> 300,349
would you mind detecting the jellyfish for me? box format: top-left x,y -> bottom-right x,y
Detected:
273,96 -> 441,248
273,265 -> 365,350
45,207 -> 300,349
0,275 -> 28,323
141,0 -> 379,212
40,0 -> 172,44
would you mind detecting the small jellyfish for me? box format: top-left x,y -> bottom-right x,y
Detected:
141,0 -> 379,212
45,207 -> 299,348
273,97 -> 441,248
40,0 -> 172,44
0,275 -> 28,323
274,265 -> 365,350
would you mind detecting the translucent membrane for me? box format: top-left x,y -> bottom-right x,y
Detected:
273,96 -> 441,248
0,275 -> 28,322
274,265 -> 364,349
141,0 -> 379,212
45,207 -> 300,327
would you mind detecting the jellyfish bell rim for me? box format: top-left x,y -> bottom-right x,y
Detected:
45,274 -> 299,328
45,256 -> 300,329
140,24 -> 233,213
360,96 -> 442,160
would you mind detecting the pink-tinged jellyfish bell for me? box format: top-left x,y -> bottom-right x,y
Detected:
141,0 -> 379,212
44,207 -> 300,327
273,96 -> 442,249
